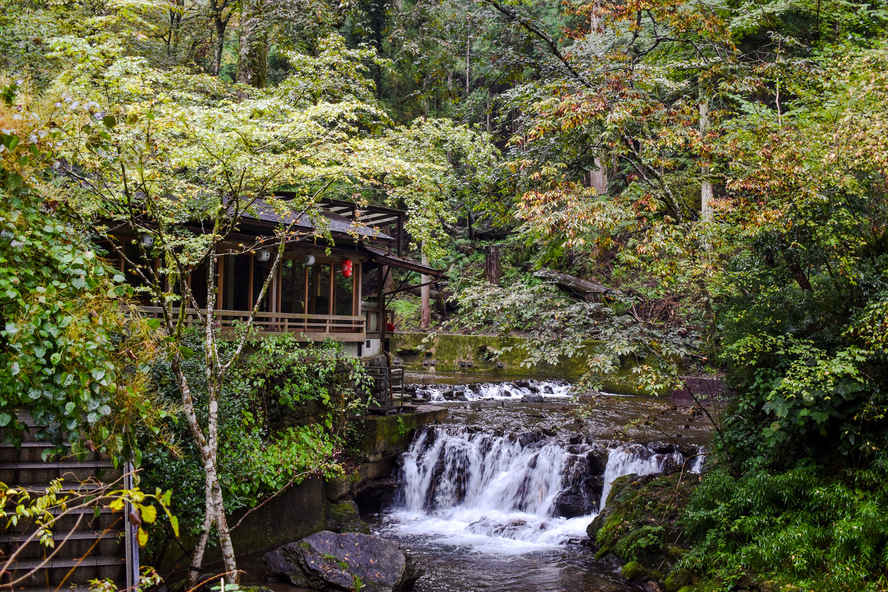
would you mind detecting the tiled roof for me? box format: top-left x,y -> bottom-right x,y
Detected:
239,199 -> 394,241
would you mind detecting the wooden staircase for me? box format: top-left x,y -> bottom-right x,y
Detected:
0,418 -> 128,592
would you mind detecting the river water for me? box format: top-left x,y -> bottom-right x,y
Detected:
366,377 -> 714,592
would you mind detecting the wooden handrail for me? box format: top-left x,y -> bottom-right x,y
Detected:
137,306 -> 366,340
138,307 -> 363,322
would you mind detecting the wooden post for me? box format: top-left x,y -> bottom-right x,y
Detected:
378,265 -> 387,339
484,246 -> 502,284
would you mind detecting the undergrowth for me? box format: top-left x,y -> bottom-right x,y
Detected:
680,464 -> 888,591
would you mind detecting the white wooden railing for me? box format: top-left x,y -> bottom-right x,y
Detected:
138,307 -> 366,341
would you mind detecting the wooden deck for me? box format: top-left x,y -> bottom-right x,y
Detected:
138,306 -> 367,342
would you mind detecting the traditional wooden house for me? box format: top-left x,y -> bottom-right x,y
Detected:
112,194 -> 441,359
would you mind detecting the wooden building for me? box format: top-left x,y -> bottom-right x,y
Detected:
115,194 -> 441,359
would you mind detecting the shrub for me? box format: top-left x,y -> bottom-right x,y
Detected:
681,465 -> 888,591
140,334 -> 368,537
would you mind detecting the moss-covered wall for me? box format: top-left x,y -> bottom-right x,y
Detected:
230,476 -> 328,554
391,332 -> 656,395
355,406 -> 447,461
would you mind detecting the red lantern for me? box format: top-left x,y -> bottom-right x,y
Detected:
341,259 -> 353,277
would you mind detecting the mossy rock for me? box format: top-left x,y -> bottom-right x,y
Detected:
325,499 -> 370,534
663,543 -> 688,560
664,568 -> 694,592
735,570 -> 760,589
325,471 -> 362,502
592,471 -> 702,586
621,561 -> 650,581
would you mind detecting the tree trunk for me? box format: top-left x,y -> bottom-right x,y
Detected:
484,246 -> 502,284
465,31 -> 471,97
700,100 -> 713,222
532,269 -> 612,301
420,251 -> 430,330
171,358 -> 239,585
211,4 -> 231,77
590,156 -> 608,194
171,248 -> 240,586
237,0 -> 268,88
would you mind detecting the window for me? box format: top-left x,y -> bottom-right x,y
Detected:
307,263 -> 331,315
279,259 -> 306,314
222,254 -> 250,311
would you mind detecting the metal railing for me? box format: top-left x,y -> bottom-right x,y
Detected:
364,365 -> 405,413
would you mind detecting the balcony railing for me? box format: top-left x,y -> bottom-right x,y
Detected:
138,306 -> 366,342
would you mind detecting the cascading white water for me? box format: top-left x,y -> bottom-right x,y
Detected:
387,426 -> 593,553
400,427 -> 568,515
385,425 -> 704,555
687,453 -> 706,474
414,379 -> 573,402
598,444 -> 703,512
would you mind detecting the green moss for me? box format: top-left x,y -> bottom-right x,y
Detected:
392,332 -> 665,394
664,569 -> 694,592
325,499 -> 370,534
622,560 -> 649,581
592,472 -> 701,588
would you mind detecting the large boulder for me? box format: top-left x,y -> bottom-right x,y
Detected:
552,477 -> 602,518
264,531 -> 421,592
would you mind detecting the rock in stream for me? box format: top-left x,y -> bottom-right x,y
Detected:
264,530 -> 421,592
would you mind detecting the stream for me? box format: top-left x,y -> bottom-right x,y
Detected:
366,376 -> 714,592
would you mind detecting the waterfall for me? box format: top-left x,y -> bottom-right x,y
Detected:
399,426 -> 568,516
387,425 -> 594,552
598,444 -> 684,512
385,425 -> 704,554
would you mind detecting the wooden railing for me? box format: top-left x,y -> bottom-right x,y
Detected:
138,307 -> 366,341
364,365 -> 405,413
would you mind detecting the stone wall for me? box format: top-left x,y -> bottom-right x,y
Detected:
391,332 -> 659,395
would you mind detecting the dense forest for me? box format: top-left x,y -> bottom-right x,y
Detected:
1,0 -> 887,590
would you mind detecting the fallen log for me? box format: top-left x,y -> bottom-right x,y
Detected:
532,269 -> 614,301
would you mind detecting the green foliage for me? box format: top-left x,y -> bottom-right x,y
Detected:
682,465 -> 888,591
0,85 -> 161,459
451,276 -> 699,393
141,334 -> 368,534
709,41 -> 888,472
